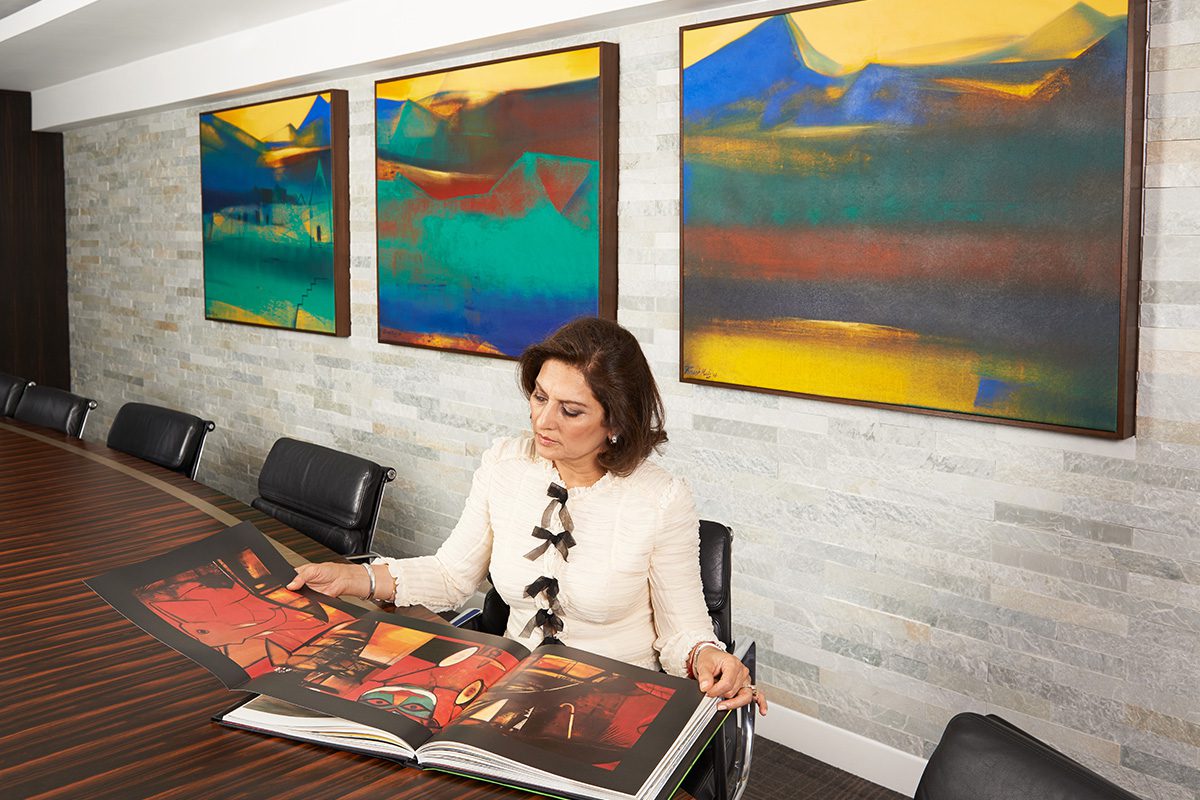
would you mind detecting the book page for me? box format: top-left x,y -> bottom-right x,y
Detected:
86,521 -> 364,688
218,693 -> 418,759
88,522 -> 532,751
245,612 -> 529,746
419,643 -> 718,798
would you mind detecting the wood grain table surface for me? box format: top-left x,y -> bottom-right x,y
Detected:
0,419 -> 550,800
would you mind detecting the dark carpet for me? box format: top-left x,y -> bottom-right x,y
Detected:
744,738 -> 910,800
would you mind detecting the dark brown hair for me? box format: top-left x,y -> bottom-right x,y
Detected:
518,317 -> 667,477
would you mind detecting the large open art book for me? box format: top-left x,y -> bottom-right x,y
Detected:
86,523 -> 725,800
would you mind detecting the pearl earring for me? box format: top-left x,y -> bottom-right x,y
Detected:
609,434 -> 619,445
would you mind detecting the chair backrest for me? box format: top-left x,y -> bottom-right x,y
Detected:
13,385 -> 97,438
916,713 -> 1143,800
0,373 -> 28,417
106,402 -> 216,480
698,519 -> 734,651
251,437 -> 396,557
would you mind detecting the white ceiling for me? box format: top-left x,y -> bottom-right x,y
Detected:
0,0 -> 350,91
11,0 -> 740,130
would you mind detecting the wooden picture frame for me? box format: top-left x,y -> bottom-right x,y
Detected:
375,43 -> 618,359
200,90 -> 349,337
679,0 -> 1146,438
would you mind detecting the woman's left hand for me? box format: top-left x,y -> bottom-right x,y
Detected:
693,647 -> 768,715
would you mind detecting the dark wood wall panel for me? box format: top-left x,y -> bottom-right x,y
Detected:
0,90 -> 33,383
0,90 -> 69,389
30,131 -> 70,388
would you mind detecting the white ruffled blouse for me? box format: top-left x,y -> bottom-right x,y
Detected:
378,435 -> 720,677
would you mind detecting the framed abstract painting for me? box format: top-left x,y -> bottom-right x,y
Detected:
680,0 -> 1146,437
375,43 -> 618,358
200,90 -> 349,336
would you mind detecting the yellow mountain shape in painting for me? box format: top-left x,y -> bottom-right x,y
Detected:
208,301 -> 279,327
263,123 -> 298,144
260,145 -> 324,167
982,2 -> 1122,62
934,68 -> 1068,100
421,90 -> 499,118
295,308 -> 334,333
887,35 -> 1022,66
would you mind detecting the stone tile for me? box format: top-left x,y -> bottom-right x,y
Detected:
1122,749 -> 1200,791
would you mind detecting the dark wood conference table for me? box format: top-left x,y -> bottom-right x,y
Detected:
0,419 -> 547,800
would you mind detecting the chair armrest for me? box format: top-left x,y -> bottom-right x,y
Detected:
449,608 -> 483,628
731,639 -> 757,800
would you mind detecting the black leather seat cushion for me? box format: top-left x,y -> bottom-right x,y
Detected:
106,402 -> 210,475
252,438 -> 387,556
251,498 -> 366,556
916,713 -> 1142,800
0,373 -> 27,417
13,385 -> 93,437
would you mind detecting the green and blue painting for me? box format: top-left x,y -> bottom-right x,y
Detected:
376,46 -> 608,357
681,0 -> 1137,432
201,92 -> 340,334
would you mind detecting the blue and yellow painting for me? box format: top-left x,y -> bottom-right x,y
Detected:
376,47 -> 607,358
681,0 -> 1134,432
201,92 -> 339,333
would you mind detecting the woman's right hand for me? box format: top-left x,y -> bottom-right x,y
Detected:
286,562 -> 370,598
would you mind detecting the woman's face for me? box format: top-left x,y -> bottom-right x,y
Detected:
529,359 -> 613,469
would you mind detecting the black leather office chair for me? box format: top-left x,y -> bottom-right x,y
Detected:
916,712 -> 1142,800
13,385 -> 97,438
0,372 -> 28,416
454,519 -> 755,800
106,402 -> 217,480
251,437 -> 397,557
683,520 -> 756,800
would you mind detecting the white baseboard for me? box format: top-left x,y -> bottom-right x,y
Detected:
755,704 -> 927,797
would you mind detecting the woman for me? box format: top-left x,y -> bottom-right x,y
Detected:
289,317 -> 766,715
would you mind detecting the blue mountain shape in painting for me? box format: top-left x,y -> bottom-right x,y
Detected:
835,63 -> 937,126
684,14 -> 838,125
687,3 -> 1131,132
1034,18 -> 1128,121
295,110 -> 330,148
1062,20 -> 1129,89
298,94 -> 330,132
377,98 -> 452,166
200,114 -> 276,212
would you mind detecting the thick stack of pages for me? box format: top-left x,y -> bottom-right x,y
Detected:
87,522 -> 726,800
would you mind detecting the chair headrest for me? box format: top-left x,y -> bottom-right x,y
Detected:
0,372 -> 28,417
107,402 -> 209,471
916,713 -> 1143,800
257,437 -> 386,531
13,385 -> 94,437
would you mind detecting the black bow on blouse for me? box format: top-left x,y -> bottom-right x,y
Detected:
524,527 -> 576,561
520,607 -> 564,639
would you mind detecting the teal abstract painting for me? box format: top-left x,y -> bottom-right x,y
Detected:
375,45 -> 618,358
201,91 -> 349,335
